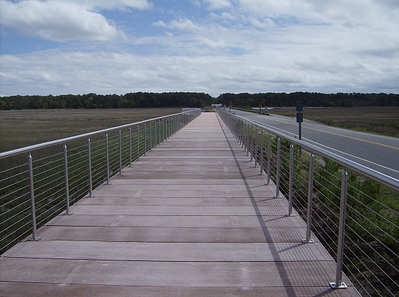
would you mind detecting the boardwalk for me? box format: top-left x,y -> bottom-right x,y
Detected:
0,113 -> 360,296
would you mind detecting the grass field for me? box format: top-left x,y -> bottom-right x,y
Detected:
0,108 -> 182,152
268,107 -> 399,138
0,108 -> 191,255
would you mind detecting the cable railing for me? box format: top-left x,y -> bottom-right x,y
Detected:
0,109 -> 200,255
217,108 -> 399,297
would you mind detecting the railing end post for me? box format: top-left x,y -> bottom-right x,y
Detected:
301,238 -> 315,244
330,282 -> 347,290
28,152 -> 40,241
331,168 -> 349,289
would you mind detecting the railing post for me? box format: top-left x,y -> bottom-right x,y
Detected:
260,129 -> 264,175
87,138 -> 93,197
236,118 -> 239,141
238,120 -> 242,146
330,168 -> 349,289
155,120 -> 157,148
168,117 -> 169,137
254,126 -> 258,167
250,125 -> 253,162
242,121 -> 245,149
150,121 -> 152,152
286,144 -> 295,216
166,119 -> 169,138
28,153 -> 40,241
162,119 -> 164,141
181,114 -> 183,129
275,137 -> 281,198
159,119 -> 162,143
63,144 -> 71,215
163,119 -> 166,142
233,117 -> 237,140
105,134 -> 110,184
303,153 -> 315,244
267,133 -> 271,185
137,125 -> 140,160
144,124 -> 147,156
241,120 -> 244,147
129,128 -> 132,167
119,130 -> 122,175
246,122 -> 249,156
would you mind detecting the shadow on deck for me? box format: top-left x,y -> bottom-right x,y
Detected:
0,113 -> 360,297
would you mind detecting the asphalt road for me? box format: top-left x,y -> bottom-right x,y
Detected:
231,109 -> 399,180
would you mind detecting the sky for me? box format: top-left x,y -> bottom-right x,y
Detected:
1,0 -> 399,97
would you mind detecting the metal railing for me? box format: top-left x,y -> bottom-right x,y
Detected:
217,108 -> 399,297
0,109 -> 200,254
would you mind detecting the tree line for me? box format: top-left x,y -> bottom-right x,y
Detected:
217,92 -> 399,108
1,92 -> 399,110
0,92 -> 213,110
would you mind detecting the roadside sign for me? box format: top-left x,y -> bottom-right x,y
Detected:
296,112 -> 303,123
296,104 -> 303,112
296,104 -> 303,144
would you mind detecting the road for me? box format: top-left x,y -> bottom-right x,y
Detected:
231,109 -> 399,180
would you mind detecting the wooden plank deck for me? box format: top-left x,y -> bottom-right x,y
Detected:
0,113 -> 360,296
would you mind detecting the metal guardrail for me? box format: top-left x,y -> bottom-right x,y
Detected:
217,108 -> 399,297
0,109 -> 200,254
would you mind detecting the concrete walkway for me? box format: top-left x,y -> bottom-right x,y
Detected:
1,113 -> 360,296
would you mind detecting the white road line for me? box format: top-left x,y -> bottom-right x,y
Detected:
251,119 -> 399,176
301,138 -> 399,175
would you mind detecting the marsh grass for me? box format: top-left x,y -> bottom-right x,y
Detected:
0,108 -> 181,152
0,109 -> 184,254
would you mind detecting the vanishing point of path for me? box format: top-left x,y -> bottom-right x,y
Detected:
0,113 -> 360,296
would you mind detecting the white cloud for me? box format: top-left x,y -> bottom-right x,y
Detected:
195,36 -> 226,48
203,0 -> 232,10
153,19 -> 200,32
237,0 -> 399,28
247,16 -> 275,28
237,0 -> 315,20
1,0 -> 117,41
67,0 -> 153,11
1,47 -> 398,97
0,0 -> 153,41
1,0 -> 399,96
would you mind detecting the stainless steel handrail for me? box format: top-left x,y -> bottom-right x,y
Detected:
0,108 -> 201,255
0,111 -> 194,159
217,108 -> 399,294
232,112 -> 399,192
